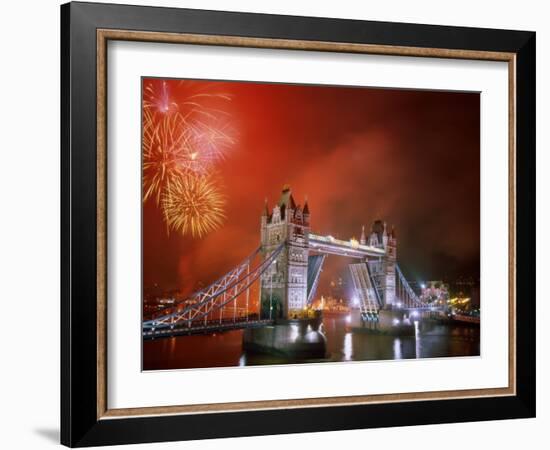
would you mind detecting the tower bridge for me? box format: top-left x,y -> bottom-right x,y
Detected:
143,185 -> 441,338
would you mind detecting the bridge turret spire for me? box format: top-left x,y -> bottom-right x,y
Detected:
302,198 -> 310,226
360,225 -> 366,245
278,184 -> 297,222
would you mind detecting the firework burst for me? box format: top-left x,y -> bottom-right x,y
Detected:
162,174 -> 226,238
144,79 -> 232,122
142,110 -> 192,205
143,81 -> 234,205
143,79 -> 236,238
143,80 -> 178,114
142,110 -> 235,204
184,119 -> 235,170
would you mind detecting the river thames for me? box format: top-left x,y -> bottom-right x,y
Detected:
143,310 -> 480,370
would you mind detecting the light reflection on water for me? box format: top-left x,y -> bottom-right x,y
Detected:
414,320 -> 420,358
143,313 -> 480,370
393,338 -> 402,359
343,333 -> 353,361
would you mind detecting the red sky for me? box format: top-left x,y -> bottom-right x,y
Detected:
143,78 -> 480,296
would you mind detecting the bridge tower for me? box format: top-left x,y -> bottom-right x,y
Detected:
384,226 -> 397,307
367,220 -> 397,307
260,185 -> 310,320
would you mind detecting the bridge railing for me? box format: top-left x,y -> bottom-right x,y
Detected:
395,264 -> 441,309
143,243 -> 285,330
146,246 -> 263,321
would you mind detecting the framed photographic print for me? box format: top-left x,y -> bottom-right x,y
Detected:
61,1 -> 536,447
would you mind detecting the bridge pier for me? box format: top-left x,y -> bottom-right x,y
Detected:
353,309 -> 415,336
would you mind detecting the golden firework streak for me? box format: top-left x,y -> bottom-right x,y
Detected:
143,111 -> 191,205
162,174 -> 226,238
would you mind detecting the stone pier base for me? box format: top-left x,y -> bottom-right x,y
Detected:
243,318 -> 326,358
352,309 -> 415,336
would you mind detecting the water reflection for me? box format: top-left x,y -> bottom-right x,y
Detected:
343,333 -> 353,361
393,338 -> 402,359
143,314 -> 480,370
414,320 -> 420,358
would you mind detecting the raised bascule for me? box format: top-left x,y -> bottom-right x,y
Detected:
143,185 -> 439,352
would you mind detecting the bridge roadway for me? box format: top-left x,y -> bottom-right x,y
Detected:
309,232 -> 386,258
143,318 -> 274,339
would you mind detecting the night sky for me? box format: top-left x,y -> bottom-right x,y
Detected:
143,79 -> 480,297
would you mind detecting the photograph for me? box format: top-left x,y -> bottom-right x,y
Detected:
141,78 -> 481,370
